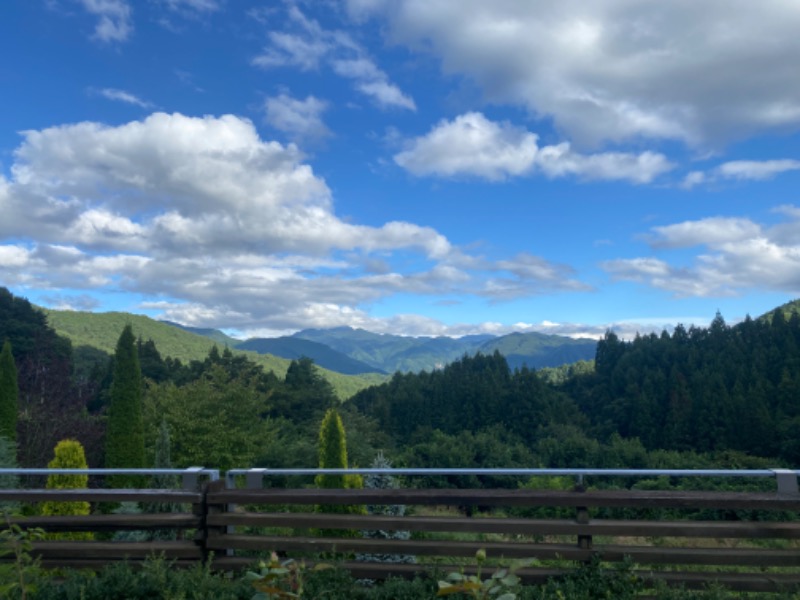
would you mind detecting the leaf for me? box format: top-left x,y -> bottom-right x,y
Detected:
496,594 -> 517,600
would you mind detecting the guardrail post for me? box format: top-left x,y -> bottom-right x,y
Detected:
771,469 -> 799,494
182,466 -> 205,491
246,468 -> 268,489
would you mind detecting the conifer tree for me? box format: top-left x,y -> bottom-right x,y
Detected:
41,439 -> 92,540
0,339 -> 18,442
105,325 -> 145,487
315,409 -> 363,533
316,408 -> 348,489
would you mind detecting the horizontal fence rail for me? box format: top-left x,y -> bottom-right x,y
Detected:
1,468 -> 800,594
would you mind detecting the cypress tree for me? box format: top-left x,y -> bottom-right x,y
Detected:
105,325 -> 145,487
316,408 -> 348,489
0,339 -> 18,442
315,409 -> 363,534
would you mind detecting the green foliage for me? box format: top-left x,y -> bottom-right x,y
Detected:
315,409 -> 364,534
437,549 -> 522,600
0,514 -> 44,600
143,364 -> 272,472
247,552 -> 334,599
535,556 -> 643,599
0,436 -> 19,514
316,409 -> 348,488
41,439 -> 92,541
0,339 -> 18,442
32,555 -> 254,600
105,325 -> 145,486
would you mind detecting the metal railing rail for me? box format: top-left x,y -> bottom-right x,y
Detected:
0,467 -> 220,490
224,467 -> 800,494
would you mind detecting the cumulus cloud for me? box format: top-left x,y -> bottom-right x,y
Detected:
253,5 -> 415,111
79,0 -> 132,42
264,93 -> 331,141
395,112 -> 673,183
602,209 -> 800,296
0,112 -> 590,335
350,0 -> 800,148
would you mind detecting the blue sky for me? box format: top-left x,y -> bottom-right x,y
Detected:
1,0 -> 799,339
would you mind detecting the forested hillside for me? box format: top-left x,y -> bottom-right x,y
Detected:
3,285 -> 800,477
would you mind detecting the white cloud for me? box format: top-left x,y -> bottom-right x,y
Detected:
264,93 -> 330,141
0,112 -> 590,334
162,0 -> 220,13
93,87 -> 154,108
716,159 -> 800,181
253,6 -> 415,111
395,112 -> 673,183
647,217 -> 762,249
79,0 -> 132,42
603,208 -> 800,297
680,159 -> 800,188
351,0 -> 800,148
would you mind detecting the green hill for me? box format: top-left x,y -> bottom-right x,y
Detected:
42,309 -> 379,398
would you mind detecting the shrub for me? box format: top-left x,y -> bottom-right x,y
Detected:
40,439 -> 93,541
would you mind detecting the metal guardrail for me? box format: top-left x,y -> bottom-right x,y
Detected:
1,467 -> 796,494
225,468 -> 800,494
0,467 -> 220,490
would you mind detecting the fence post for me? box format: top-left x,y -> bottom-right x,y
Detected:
573,480 -> 592,556
196,479 -> 227,564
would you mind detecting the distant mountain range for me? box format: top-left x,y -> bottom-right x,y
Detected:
165,324 -> 598,374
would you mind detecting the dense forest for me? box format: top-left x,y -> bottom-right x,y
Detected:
1,286 -> 798,478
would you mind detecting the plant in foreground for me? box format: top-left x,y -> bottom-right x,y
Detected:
247,551 -> 333,600
0,513 -> 45,600
437,549 -> 522,600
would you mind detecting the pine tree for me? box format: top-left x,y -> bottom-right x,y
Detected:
0,339 -> 18,442
41,439 -> 92,540
105,325 -> 145,487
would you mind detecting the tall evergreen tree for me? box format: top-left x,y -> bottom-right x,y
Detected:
105,325 -> 145,486
315,408 -> 363,532
0,340 -> 18,442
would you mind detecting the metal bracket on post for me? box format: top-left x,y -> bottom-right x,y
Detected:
182,466 -> 205,491
772,469 -> 798,495
246,468 -> 268,489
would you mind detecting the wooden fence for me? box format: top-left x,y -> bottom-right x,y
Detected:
2,475 -> 800,594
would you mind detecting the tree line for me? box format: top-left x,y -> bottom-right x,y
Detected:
2,285 -> 800,485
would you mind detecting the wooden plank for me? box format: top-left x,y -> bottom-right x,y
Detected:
206,534 -> 800,567
0,489 -> 201,503
30,541 -> 203,559
208,511 -> 800,539
7,513 -> 201,531
207,488 -> 800,511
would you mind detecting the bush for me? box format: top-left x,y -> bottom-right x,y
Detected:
40,439 -> 92,541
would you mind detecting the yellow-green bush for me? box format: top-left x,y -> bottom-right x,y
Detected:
41,439 -> 93,540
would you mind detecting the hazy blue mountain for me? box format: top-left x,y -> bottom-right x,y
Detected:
235,336 -> 385,375
292,326 -> 593,373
